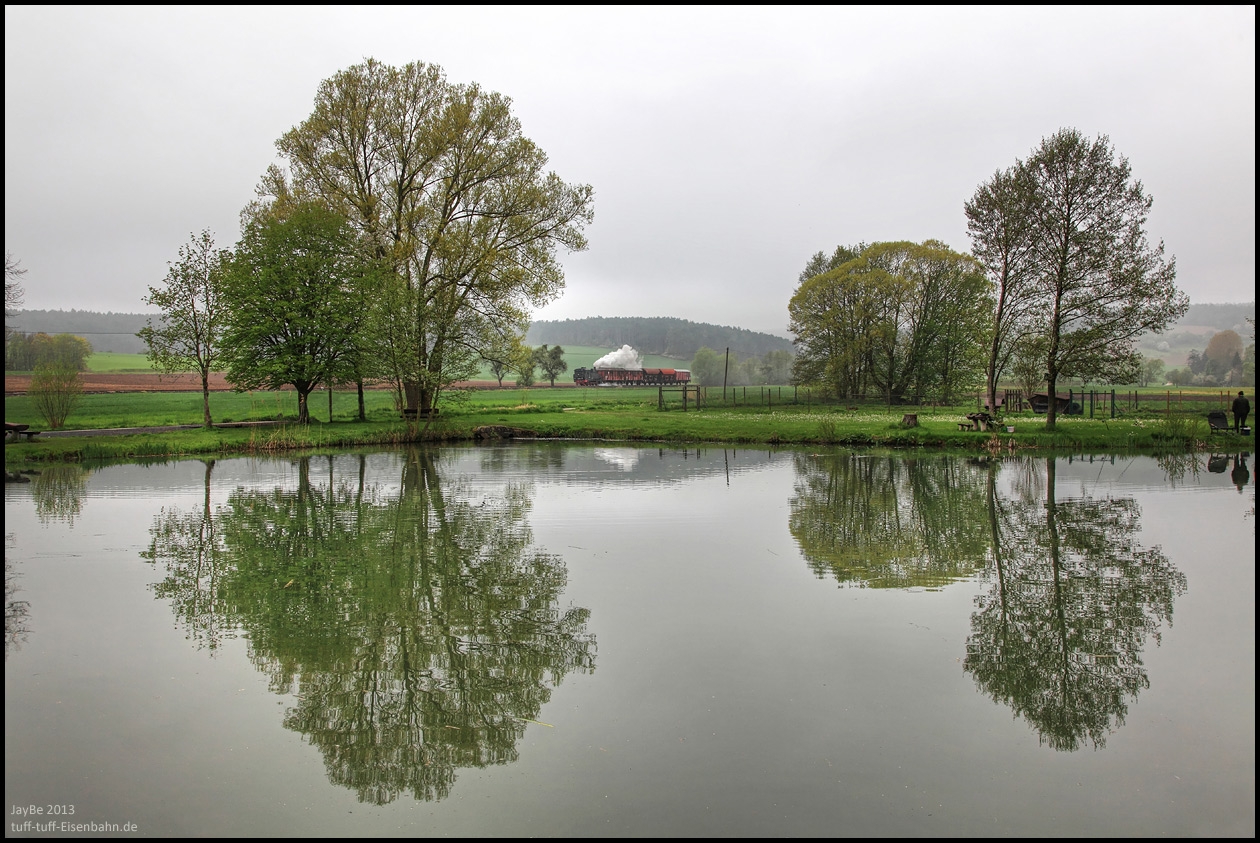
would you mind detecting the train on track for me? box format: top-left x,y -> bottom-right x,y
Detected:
573,367 -> 692,387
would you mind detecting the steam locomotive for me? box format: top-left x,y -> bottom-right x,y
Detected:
573,367 -> 692,386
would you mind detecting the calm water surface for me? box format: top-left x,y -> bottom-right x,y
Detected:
4,445 -> 1254,836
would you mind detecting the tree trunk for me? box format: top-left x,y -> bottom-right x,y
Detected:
297,389 -> 311,424
1045,301 -> 1062,430
357,378 -> 366,421
986,333 -> 1001,416
403,380 -> 437,417
404,380 -> 418,416
1045,369 -> 1058,429
201,368 -> 213,427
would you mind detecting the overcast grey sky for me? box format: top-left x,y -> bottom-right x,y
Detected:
5,6 -> 1254,337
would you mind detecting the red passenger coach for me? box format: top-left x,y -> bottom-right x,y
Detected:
573,367 -> 692,386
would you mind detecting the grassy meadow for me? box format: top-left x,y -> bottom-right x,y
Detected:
5,381 -> 1252,466
85,352 -> 155,372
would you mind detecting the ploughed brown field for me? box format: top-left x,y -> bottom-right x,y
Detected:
6,372 -> 239,394
4,373 -> 549,394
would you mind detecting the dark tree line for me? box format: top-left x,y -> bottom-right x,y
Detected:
7,309 -> 150,354
528,316 -> 793,361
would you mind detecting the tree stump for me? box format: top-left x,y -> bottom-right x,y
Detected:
901,413 -> 919,428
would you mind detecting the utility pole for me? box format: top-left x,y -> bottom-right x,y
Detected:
723,347 -> 729,403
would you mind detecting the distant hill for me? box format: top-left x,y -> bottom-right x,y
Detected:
527,317 -> 794,361
8,310 -> 794,363
1176,302 -> 1255,333
1138,302 -> 1254,366
8,309 -> 152,354
18,305 -> 1247,370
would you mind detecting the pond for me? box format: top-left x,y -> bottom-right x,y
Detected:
4,445 -> 1255,837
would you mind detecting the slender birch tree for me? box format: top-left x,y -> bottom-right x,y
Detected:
138,231 -> 226,427
1020,130 -> 1186,428
966,165 -> 1040,413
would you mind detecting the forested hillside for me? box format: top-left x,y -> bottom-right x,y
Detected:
1176,302 -> 1255,332
8,310 -> 151,353
527,317 -> 793,361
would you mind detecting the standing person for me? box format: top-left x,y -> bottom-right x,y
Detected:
1231,390 -> 1250,433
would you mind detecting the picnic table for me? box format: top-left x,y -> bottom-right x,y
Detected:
961,412 -> 997,432
5,422 -> 41,442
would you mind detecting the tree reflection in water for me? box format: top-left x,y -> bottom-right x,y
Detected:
5,553 -> 31,658
789,453 -> 994,588
143,448 -> 595,803
30,464 -> 89,526
790,453 -> 1186,750
967,458 -> 1186,750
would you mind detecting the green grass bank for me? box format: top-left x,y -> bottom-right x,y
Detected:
5,385 -> 1252,466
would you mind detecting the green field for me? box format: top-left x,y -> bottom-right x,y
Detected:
86,352 -> 154,372
5,383 -> 1251,466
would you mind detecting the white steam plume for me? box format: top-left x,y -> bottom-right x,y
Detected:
592,345 -> 643,369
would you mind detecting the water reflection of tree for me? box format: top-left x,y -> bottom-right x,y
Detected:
789,454 -> 993,588
964,458 -> 1187,751
789,453 -> 1188,750
142,460 -> 228,649
144,448 -> 595,803
1153,450 -> 1202,487
5,549 -> 31,658
30,464 -> 89,525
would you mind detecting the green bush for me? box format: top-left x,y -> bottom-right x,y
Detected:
29,363 -> 83,429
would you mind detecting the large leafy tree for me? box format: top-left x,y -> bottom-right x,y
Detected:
138,230 -> 227,427
689,346 -> 725,387
760,349 -> 794,385
269,59 -> 593,417
221,204 -> 373,424
864,241 -> 991,404
788,241 -> 990,403
789,256 -> 900,399
1013,130 -> 1186,428
1204,330 -> 1243,380
533,344 -> 568,387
